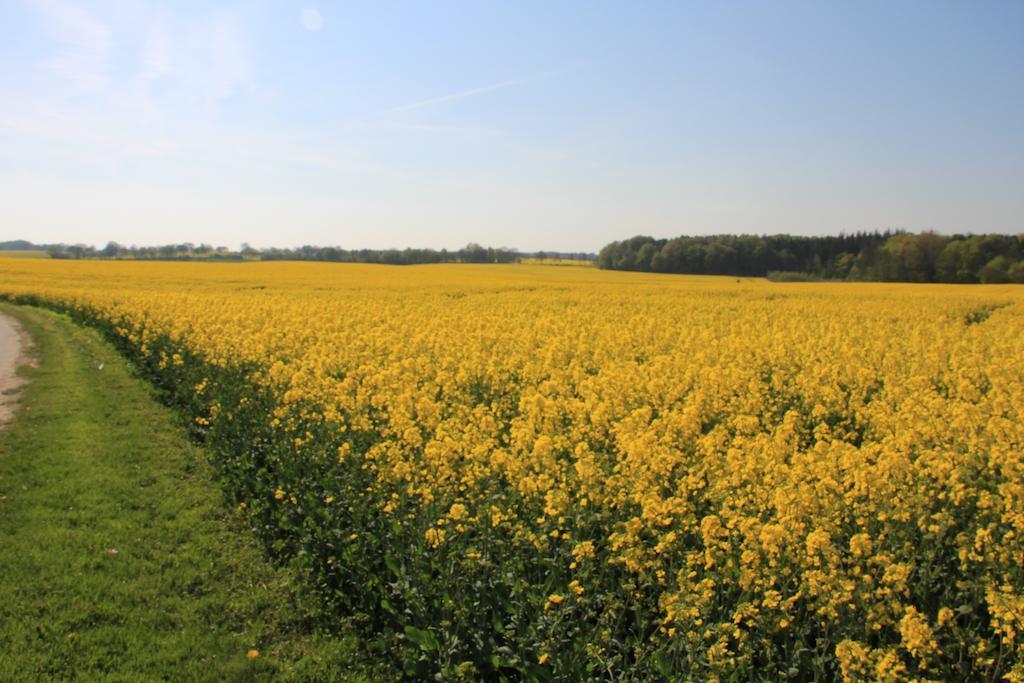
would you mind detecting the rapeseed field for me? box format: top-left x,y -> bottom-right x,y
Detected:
1,258 -> 1021,681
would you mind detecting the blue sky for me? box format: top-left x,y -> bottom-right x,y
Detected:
1,1 -> 1022,251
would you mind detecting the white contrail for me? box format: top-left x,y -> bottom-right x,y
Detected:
387,66 -> 570,113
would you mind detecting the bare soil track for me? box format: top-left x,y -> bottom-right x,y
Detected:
0,312 -> 34,424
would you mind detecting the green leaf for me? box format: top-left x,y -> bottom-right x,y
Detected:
404,625 -> 438,652
653,648 -> 673,678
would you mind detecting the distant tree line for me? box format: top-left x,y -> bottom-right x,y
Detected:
0,239 -> 63,252
595,231 -> 1024,283
31,240 -> 593,265
47,242 -> 242,261
258,243 -> 521,265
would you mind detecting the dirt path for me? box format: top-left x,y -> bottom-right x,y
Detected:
0,312 -> 33,424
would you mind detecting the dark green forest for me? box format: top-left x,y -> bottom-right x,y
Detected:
595,232 -> 1024,283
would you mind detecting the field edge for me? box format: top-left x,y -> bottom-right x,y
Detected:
0,303 -> 393,683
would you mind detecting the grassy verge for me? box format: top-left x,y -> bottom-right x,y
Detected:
0,304 -> 392,682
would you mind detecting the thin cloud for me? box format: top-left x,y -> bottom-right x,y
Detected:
138,19 -> 172,85
387,66 -> 570,113
366,121 -> 502,136
30,0 -> 112,88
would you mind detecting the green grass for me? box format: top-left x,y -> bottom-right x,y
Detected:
0,250 -> 50,259
0,305 -> 393,682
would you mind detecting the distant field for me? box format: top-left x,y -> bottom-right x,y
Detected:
0,250 -> 50,259
0,259 -> 1021,681
519,257 -> 593,266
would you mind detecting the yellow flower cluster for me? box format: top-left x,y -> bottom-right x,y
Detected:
1,257 -> 1022,679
